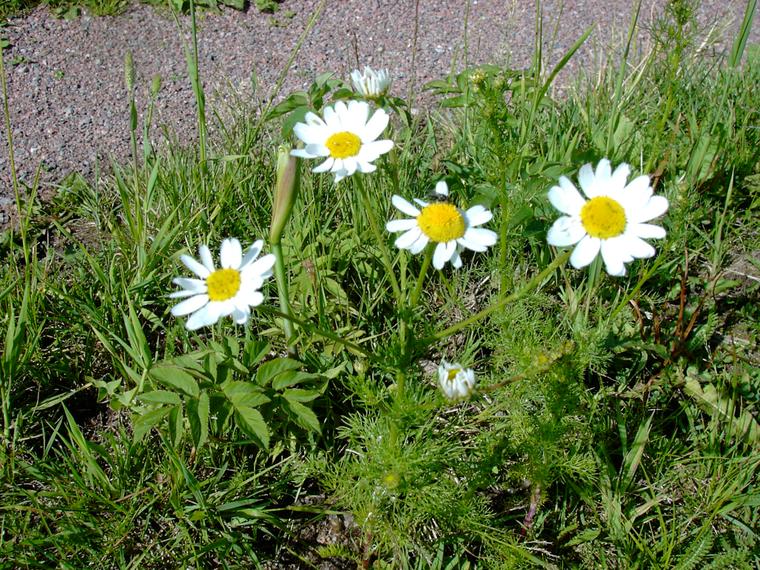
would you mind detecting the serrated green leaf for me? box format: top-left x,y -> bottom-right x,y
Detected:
256,357 -> 303,386
223,381 -> 270,408
283,396 -> 321,434
150,365 -> 199,397
188,391 -> 210,449
133,407 -> 172,443
139,390 -> 182,405
235,406 -> 270,448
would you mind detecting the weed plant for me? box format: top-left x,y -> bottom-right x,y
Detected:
1,0 -> 759,568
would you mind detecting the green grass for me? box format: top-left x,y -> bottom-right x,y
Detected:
1,0 -> 759,567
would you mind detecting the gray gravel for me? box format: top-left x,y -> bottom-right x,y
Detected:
0,0 -> 756,219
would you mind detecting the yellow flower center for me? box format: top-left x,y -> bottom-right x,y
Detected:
325,131 -> 362,159
417,203 -> 466,243
206,268 -> 241,302
447,368 -> 462,381
580,196 -> 627,239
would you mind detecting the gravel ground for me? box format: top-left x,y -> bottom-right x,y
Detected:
0,0 -> 756,224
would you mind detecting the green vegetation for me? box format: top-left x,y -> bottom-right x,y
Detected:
1,0 -> 758,567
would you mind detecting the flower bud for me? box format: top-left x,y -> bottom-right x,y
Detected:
270,145 -> 300,245
437,360 -> 476,401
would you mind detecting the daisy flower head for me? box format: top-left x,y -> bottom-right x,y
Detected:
170,238 -> 276,331
546,158 -> 669,276
438,361 -> 476,401
290,100 -> 393,182
350,66 -> 391,99
386,181 -> 497,270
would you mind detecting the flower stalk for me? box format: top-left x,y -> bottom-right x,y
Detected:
270,146 -> 300,353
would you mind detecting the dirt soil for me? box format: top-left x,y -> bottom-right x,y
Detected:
0,0 -> 757,225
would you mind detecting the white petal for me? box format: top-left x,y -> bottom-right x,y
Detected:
356,160 -> 377,173
595,159 -> 612,183
392,195 -> 420,217
291,148 -> 317,159
232,306 -> 251,325
323,105 -> 340,129
171,294 -> 209,317
220,238 -> 242,269
461,227 -> 497,249
185,303 -> 223,331
570,235 -> 601,268
547,217 -> 585,247
610,162 -> 631,191
361,108 -> 390,142
249,253 -> 276,277
433,241 -> 456,269
342,157 -> 358,177
631,222 -> 666,239
240,240 -> 263,268
601,239 -> 627,276
621,175 -> 653,209
168,290 -> 198,299
359,139 -> 393,161
181,254 -> 211,279
305,143 -> 330,157
245,290 -> 265,307
395,227 -> 423,249
464,204 -> 492,226
408,233 -> 429,254
348,99 -> 370,129
435,181 -> 449,197
633,196 -> 669,223
303,111 -> 325,127
198,245 -> 215,273
577,166 -> 595,198
313,157 -> 335,173
450,248 -> 463,268
293,123 -> 326,145
386,218 -> 417,233
172,277 -> 207,294
624,234 -> 656,259
548,182 -> 585,215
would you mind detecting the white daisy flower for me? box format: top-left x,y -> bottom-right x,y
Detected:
546,158 -> 669,276
290,100 -> 394,182
386,181 -> 497,270
170,238 -> 276,331
350,66 -> 391,98
438,361 -> 476,401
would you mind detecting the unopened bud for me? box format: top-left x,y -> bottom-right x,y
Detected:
269,145 -> 300,245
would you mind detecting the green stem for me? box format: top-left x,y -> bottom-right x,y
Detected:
271,243 -> 296,356
429,250 -> 571,342
355,176 -> 402,302
410,245 -> 433,307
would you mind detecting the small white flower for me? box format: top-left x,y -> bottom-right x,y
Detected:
438,361 -> 476,401
350,66 -> 391,98
386,181 -> 497,269
290,100 -> 394,182
546,158 -> 669,276
170,238 -> 275,331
